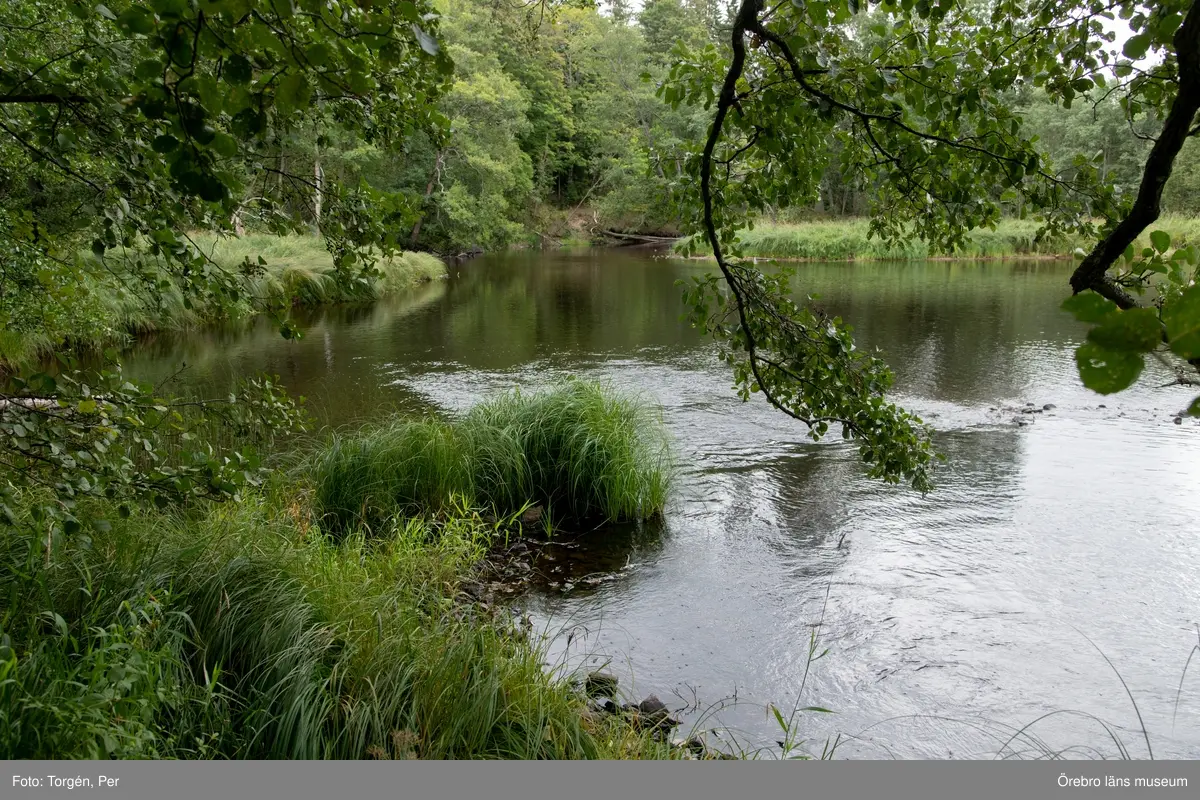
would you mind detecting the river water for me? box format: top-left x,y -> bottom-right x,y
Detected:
124,248 -> 1200,759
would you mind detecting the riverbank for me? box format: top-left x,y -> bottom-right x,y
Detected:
0,381 -> 701,759
0,234 -> 446,369
673,216 -> 1200,261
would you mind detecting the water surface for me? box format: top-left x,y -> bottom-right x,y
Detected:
124,249 -> 1200,759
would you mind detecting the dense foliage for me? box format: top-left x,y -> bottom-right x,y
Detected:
659,0 -> 1200,492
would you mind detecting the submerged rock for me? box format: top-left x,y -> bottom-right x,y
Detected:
1043,403 -> 1056,411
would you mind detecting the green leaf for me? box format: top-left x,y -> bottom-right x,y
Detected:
305,42 -> 333,67
224,54 -> 252,86
1164,285 -> 1200,359
1188,397 -> 1200,417
117,7 -> 155,34
1123,32 -> 1151,60
210,132 -> 238,158
411,24 -> 439,56
1086,307 -> 1162,352
275,72 -> 311,114
77,399 -> 97,413
1150,230 -> 1171,253
1061,292 -> 1117,323
96,4 -> 118,21
771,704 -> 788,732
1075,342 -> 1144,394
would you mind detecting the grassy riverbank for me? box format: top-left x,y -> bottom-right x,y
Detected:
674,216 -> 1200,261
0,382 -> 677,760
0,234 -> 446,368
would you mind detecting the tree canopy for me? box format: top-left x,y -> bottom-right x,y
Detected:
0,0 -> 451,532
664,0 -> 1200,489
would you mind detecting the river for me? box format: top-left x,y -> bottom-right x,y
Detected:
123,247 -> 1200,759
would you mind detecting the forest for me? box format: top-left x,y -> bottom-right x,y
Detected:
250,0 -> 1200,254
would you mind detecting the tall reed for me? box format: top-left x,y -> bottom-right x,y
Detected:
310,380 -> 671,536
0,489 -> 668,759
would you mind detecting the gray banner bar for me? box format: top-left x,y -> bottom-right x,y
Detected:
3,760 -> 1198,800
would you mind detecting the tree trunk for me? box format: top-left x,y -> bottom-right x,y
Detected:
313,148 -> 324,228
642,119 -> 666,180
410,149 -> 445,245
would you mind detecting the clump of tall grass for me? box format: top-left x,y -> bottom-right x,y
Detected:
0,487 -> 673,759
310,380 -> 671,536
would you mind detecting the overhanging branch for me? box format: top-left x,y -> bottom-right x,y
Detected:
1069,1 -> 1200,308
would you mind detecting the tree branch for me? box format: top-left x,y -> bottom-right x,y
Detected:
1069,1 -> 1200,308
0,94 -> 89,104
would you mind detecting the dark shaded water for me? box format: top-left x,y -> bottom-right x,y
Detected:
124,249 -> 1200,759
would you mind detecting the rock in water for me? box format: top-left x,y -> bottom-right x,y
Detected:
1043,403 -> 1056,411
638,695 -> 668,715
585,671 -> 619,699
635,695 -> 680,732
521,505 -> 544,525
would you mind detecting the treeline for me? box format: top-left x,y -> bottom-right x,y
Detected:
270,0 -> 719,254
219,0 -> 1200,253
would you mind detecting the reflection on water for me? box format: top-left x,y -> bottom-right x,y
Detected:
123,248 -> 1200,759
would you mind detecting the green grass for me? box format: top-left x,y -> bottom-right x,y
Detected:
0,484 -> 677,759
0,234 -> 446,368
191,233 -> 446,308
674,215 -> 1200,261
311,380 -> 671,537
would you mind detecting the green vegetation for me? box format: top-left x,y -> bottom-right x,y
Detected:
194,234 -> 446,306
312,380 -> 671,536
0,485 -> 677,759
674,216 -> 1200,261
0,379 -> 675,760
664,0 -> 1200,495
0,235 -> 445,368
